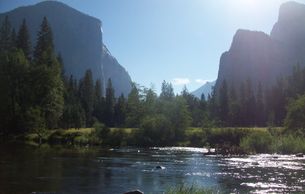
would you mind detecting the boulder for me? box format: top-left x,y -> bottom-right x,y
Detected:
124,190 -> 144,194
155,165 -> 165,170
295,153 -> 304,157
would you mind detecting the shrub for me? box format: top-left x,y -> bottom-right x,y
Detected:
275,135 -> 305,154
205,128 -> 251,147
284,95 -> 305,135
103,129 -> 124,146
140,114 -> 172,146
93,122 -> 110,139
74,135 -> 89,145
240,131 -> 273,153
166,184 -> 215,194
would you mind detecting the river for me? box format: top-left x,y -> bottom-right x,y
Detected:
0,145 -> 304,193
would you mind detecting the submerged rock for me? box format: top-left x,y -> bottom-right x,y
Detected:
155,165 -> 165,170
124,190 -> 144,194
295,153 -> 304,157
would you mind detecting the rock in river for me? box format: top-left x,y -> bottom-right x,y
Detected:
124,190 -> 144,194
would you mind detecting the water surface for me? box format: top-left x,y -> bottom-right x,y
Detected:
0,145 -> 304,193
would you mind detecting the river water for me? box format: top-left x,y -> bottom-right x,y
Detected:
0,145 -> 304,193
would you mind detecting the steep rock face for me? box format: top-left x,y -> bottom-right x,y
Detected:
215,1 -> 305,91
216,29 -> 292,90
0,1 -> 132,96
271,1 -> 305,65
102,45 -> 132,96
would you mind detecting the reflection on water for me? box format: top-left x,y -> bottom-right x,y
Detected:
219,154 -> 305,193
0,145 -> 304,193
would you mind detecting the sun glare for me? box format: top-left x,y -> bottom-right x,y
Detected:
230,0 -> 260,12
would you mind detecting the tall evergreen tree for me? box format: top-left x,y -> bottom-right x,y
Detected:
171,96 -> 191,140
0,49 -> 29,133
33,17 -> 53,63
255,82 -> 265,126
143,86 -> 158,116
0,16 -> 13,52
244,79 -> 256,126
126,83 -> 142,127
11,29 -> 16,48
267,78 -> 287,126
207,87 -> 218,125
181,86 -> 201,126
218,80 -> 229,126
30,17 -> 64,129
60,75 -> 85,129
93,79 -> 105,123
17,19 -> 31,60
104,78 -> 115,127
79,70 -> 94,127
114,94 -> 126,127
160,80 -> 174,101
228,85 -> 239,126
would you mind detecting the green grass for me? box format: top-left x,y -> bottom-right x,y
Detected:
166,185 -> 217,194
110,127 -> 138,134
21,126 -> 305,155
61,128 -> 94,135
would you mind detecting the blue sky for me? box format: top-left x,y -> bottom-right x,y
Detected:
1,0 -> 305,93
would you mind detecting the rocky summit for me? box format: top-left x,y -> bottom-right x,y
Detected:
215,1 -> 305,91
0,1 -> 132,96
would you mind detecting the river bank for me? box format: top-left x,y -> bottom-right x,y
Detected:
4,127 -> 305,155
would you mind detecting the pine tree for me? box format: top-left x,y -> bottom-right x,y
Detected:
200,93 -> 206,102
268,78 -> 286,126
255,82 -> 265,126
0,49 -> 29,133
11,29 -> 16,48
126,83 -> 142,127
238,82 -> 247,126
207,87 -> 218,125
228,85 -> 239,126
30,17 -> 64,129
33,17 -> 53,63
17,19 -> 32,60
114,94 -> 126,127
171,96 -> 191,140
104,78 -> 115,127
93,79 -> 104,123
143,86 -> 157,116
0,16 -> 13,52
218,80 -> 229,126
160,80 -> 174,101
79,70 -> 94,127
244,79 -> 256,126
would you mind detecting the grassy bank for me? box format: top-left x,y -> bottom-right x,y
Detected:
20,127 -> 305,154
166,185 -> 216,194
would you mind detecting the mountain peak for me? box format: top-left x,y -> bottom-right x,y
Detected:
0,1 -> 131,97
215,1 -> 305,94
191,80 -> 216,99
230,29 -> 270,51
35,0 -> 69,7
278,1 -> 305,22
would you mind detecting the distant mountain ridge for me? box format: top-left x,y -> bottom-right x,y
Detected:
215,1 -> 305,91
0,1 -> 132,96
191,81 -> 215,99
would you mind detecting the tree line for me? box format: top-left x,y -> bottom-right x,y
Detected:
1,15 -> 305,142
0,16 -> 64,136
213,64 -> 305,131
0,16 -> 198,142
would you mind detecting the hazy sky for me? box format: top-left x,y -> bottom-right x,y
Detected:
1,0 -> 305,93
